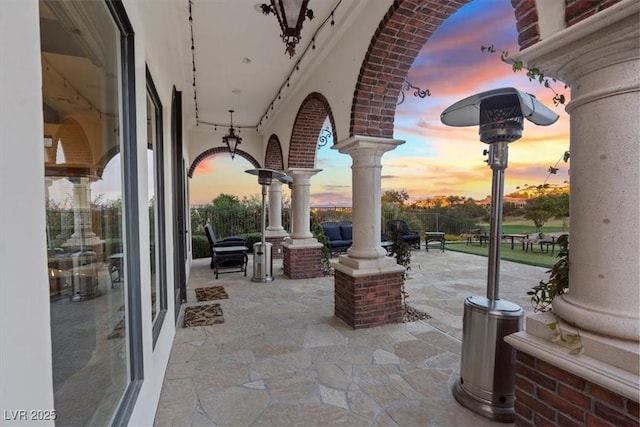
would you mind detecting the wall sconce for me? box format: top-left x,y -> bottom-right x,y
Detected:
222,109 -> 242,159
261,0 -> 314,58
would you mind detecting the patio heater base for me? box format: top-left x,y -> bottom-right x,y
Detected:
452,378 -> 515,423
453,296 -> 523,423
251,242 -> 273,283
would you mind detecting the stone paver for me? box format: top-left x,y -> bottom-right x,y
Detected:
154,247 -> 549,426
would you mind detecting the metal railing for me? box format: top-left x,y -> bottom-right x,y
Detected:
190,205 -> 476,239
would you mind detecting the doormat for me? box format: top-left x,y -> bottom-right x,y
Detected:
183,304 -> 224,327
195,286 -> 229,302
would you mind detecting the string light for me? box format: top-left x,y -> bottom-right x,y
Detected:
188,0 -> 199,126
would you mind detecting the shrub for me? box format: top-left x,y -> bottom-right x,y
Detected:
241,232 -> 262,253
311,221 -> 332,275
527,234 -> 569,312
192,235 -> 210,259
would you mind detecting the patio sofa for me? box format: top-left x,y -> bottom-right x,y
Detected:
321,221 -> 352,256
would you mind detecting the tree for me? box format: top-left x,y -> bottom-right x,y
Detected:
381,189 -> 409,207
551,193 -> 569,218
503,201 -> 523,217
212,193 -> 241,209
524,195 -> 556,231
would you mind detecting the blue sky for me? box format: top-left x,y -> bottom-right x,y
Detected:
190,0 -> 570,206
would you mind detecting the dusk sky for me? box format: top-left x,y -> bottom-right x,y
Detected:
189,0 -> 571,207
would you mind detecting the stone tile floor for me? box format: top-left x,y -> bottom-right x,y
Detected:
154,247 -> 550,426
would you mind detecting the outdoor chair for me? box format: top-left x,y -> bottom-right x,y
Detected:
525,232 -> 566,255
204,224 -> 249,279
466,228 -> 488,246
386,220 -> 420,249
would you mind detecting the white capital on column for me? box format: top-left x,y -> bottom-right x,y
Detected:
331,135 -> 405,274
285,168 -> 322,246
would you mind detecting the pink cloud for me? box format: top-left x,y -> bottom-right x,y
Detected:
194,157 -> 215,174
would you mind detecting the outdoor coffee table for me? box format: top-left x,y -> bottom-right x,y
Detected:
424,232 -> 445,252
502,233 -> 528,250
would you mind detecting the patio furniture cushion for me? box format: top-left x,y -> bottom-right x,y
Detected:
387,220 -> 421,249
323,225 -> 343,242
340,224 -> 352,240
321,222 -> 353,256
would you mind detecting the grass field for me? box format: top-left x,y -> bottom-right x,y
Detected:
474,217 -> 569,235
442,218 -> 568,269
444,241 -> 558,269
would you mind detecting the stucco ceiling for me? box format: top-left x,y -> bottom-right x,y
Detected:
179,0 -> 347,129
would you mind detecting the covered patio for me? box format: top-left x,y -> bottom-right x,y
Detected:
154,249 -> 548,426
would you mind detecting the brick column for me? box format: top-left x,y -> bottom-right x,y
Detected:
265,180 -> 287,259
331,135 -> 406,328
282,168 -> 323,279
505,2 -> 639,421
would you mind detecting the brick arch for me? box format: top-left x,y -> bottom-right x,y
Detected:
287,92 -> 337,169
350,0 -> 619,138
187,147 -> 260,178
264,134 -> 284,171
350,0 -> 473,138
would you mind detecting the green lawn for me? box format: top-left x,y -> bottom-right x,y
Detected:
440,217 -> 568,268
444,241 -> 558,268
474,217 -> 569,235
444,221 -> 568,271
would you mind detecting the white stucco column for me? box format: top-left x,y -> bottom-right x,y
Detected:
265,180 -> 287,238
505,0 -> 639,394
284,168 -> 321,245
332,135 -> 405,273
518,1 -> 639,342
63,176 -> 101,249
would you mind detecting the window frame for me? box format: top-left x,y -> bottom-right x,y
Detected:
146,66 -> 167,348
106,1 -> 143,425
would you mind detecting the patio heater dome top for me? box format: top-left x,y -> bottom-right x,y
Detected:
245,168 -> 285,186
440,87 -> 559,128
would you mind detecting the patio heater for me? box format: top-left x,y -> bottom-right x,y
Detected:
440,87 -> 558,422
245,168 -> 285,282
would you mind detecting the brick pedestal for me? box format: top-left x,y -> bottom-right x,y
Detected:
282,245 -> 322,279
334,269 -> 403,329
514,352 -> 639,427
266,236 -> 284,259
